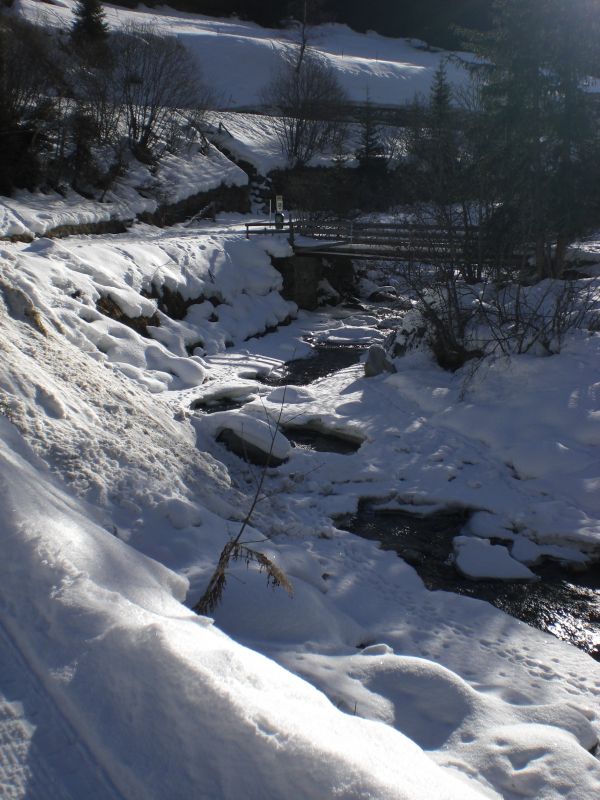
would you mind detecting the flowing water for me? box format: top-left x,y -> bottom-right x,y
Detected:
343,504 -> 600,660
267,333 -> 600,659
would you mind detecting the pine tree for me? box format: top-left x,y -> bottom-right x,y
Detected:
465,0 -> 600,277
70,0 -> 108,48
355,92 -> 385,171
407,62 -> 460,208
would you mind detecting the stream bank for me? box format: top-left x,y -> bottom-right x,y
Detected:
259,330 -> 600,660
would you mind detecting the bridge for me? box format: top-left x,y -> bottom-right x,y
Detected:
245,216 -> 508,267
245,215 -> 524,308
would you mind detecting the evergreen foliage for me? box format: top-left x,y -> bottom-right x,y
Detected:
355,93 -> 385,171
71,0 -> 109,48
465,0 -> 600,276
407,62 -> 460,207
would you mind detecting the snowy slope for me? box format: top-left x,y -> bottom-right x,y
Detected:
0,144 -> 247,240
16,0 -> 469,108
0,419 -> 492,800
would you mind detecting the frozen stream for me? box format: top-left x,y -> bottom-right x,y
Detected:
264,332 -> 600,661
344,505 -> 600,660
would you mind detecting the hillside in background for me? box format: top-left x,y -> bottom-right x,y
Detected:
109,0 -> 494,48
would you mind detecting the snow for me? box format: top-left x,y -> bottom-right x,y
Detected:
0,145 -> 247,240
1,3 -> 600,798
0,420 -> 490,800
17,1 -> 469,109
199,409 -> 292,462
1,217 -> 600,798
453,536 -> 538,580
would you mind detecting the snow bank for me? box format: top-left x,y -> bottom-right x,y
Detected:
200,409 -> 292,463
0,419 -> 490,800
0,145 -> 247,240
1,228 -> 295,391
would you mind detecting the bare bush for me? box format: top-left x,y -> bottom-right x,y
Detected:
395,261 -> 599,370
261,50 -> 348,167
473,279 -> 599,357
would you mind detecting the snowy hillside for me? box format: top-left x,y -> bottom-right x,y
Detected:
17,0 -> 468,108
1,2 -> 600,800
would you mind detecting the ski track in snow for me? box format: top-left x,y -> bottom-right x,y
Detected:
0,622 -> 122,800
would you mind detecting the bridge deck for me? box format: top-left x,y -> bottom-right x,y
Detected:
245,219 -> 524,265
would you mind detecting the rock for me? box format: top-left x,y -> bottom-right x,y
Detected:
216,429 -> 288,467
368,286 -> 398,303
203,411 -> 291,467
364,344 -> 396,378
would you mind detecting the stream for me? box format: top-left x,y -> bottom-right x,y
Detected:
260,326 -> 600,660
344,504 -> 600,660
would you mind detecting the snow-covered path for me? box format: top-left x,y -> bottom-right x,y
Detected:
0,623 -> 122,800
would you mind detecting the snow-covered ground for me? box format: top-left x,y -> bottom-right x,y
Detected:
0,144 -> 247,240
16,0 -> 468,109
1,3 -> 600,798
1,216 -> 600,798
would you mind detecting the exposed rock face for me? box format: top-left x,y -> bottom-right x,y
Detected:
364,344 -> 396,377
271,254 -> 356,311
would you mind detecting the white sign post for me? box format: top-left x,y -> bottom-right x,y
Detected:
275,195 -> 284,213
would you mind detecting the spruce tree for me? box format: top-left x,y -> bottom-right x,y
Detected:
355,92 -> 385,171
70,0 -> 108,48
465,0 -> 600,277
407,62 -> 460,209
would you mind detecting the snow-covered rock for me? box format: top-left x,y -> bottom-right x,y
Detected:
453,536 -> 539,581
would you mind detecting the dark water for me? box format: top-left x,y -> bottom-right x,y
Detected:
343,505 -> 600,659
258,342 -> 366,387
285,426 -> 362,454
191,397 -> 249,414
218,314 -> 600,658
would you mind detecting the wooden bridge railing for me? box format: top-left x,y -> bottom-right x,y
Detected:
245,215 -> 525,268
245,219 -> 295,244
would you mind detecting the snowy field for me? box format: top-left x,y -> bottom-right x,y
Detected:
1,2 -> 600,798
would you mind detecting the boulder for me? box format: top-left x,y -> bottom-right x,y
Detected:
364,344 -> 396,378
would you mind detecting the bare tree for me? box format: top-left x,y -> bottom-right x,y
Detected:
261,50 -> 347,167
0,16 -> 61,191
114,22 -> 211,162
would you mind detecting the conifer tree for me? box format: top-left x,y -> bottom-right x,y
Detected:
407,62 -> 460,208
70,0 -> 109,48
355,92 -> 385,171
465,0 -> 600,277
